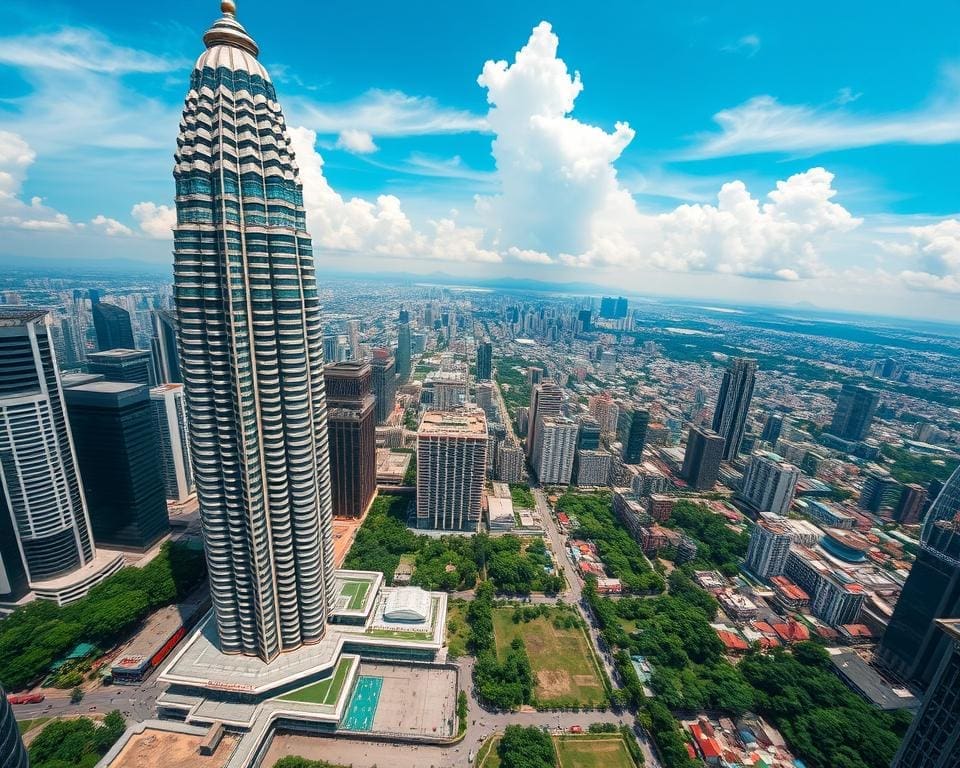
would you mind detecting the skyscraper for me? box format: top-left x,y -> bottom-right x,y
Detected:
739,452 -> 800,516
172,1 -> 334,660
712,357 -> 757,461
151,384 -> 194,503
88,348 -> 154,387
0,309 -> 119,605
527,379 -> 563,460
370,348 -> 396,425
64,382 -> 170,551
0,684 -> 29,768
324,362 -> 377,518
417,410 -> 487,531
878,465 -> 960,690
620,408 -> 650,464
92,301 -> 135,351
760,413 -> 784,445
150,309 -> 182,384
891,619 -> 960,768
681,425 -> 725,490
744,518 -> 793,578
476,340 -> 492,381
828,382 -> 880,442
533,416 -> 578,484
396,313 -> 412,381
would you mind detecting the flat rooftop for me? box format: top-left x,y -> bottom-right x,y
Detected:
418,409 -> 486,436
830,649 -> 919,711
112,587 -> 210,672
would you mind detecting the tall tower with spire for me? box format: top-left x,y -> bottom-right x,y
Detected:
173,0 -> 335,661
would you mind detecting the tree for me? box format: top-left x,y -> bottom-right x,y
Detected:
498,725 -> 555,768
70,686 -> 84,704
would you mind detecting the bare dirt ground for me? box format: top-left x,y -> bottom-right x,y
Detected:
107,729 -> 238,768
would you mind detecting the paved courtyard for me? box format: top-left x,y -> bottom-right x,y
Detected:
362,662 -> 458,737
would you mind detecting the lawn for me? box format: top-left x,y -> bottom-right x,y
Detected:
340,579 -> 370,610
555,735 -> 636,768
492,608 -> 606,707
17,716 -> 52,735
446,599 -> 470,658
279,658 -> 353,706
477,735 -> 502,768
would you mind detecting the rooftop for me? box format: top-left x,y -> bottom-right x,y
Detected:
418,408 -> 487,436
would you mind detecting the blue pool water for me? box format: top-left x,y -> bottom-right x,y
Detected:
341,676 -> 383,731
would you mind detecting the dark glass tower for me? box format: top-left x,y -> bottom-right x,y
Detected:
64,382 -> 169,551
172,1 -> 335,660
828,382 -> 879,442
0,684 -> 29,768
92,301 -> 135,351
324,362 -> 377,518
682,425 -> 725,490
396,317 -> 412,381
150,309 -> 182,384
476,340 -> 493,381
370,348 -> 396,425
878,466 -> 960,690
712,357 -> 756,461
87,349 -> 154,387
621,408 -> 649,464
891,619 -> 960,768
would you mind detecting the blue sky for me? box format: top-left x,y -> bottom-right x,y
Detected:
0,0 -> 958,318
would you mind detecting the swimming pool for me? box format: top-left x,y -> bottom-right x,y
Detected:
341,675 -> 383,731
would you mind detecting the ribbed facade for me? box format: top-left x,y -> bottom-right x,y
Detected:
324,363 -> 377,518
0,685 -> 29,768
0,310 -> 96,598
417,410 -> 487,531
151,384 -> 194,503
172,4 -> 334,660
712,357 -> 756,461
533,416 -> 578,484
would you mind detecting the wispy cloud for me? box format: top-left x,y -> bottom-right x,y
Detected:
721,34 -> 761,57
685,67 -> 960,158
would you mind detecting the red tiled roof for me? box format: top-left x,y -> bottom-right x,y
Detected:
772,621 -> 810,643
716,629 -> 750,651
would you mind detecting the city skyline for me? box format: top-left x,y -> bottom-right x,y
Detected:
0,1 -> 958,319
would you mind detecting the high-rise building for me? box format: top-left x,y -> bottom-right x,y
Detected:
150,309 -> 182,384
828,383 -> 880,442
859,470 -> 902,515
620,408 -> 650,464
422,371 -> 468,410
0,309 -> 120,605
151,384 -> 194,503
92,301 -> 135,351
599,296 -> 628,319
577,309 -> 592,333
527,366 -> 543,386
476,340 -> 492,381
59,316 -> 81,366
0,683 -> 29,768
527,380 -> 563,460
681,425 -> 725,490
396,317 -> 412,381
369,348 -> 396,425
588,392 -> 618,435
324,362 -> 377,519
345,319 -> 361,361
745,518 -> 793,578
171,4 -> 335,660
760,413 -> 784,445
64,382 -> 169,551
533,416 -> 578,485
417,410 -> 487,531
496,441 -> 524,483
87,348 -> 154,387
740,452 -> 800,516
577,417 -> 601,450
895,483 -> 928,524
891,618 -> 960,768
574,450 -> 611,487
711,357 -> 757,461
476,381 -> 496,420
878,466 -> 960,690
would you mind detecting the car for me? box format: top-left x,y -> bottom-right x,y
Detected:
569,725 -> 583,734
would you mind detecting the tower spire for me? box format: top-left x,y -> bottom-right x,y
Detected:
203,0 -> 259,57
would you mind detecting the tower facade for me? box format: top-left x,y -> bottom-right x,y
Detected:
151,309 -> 182,384
476,340 -> 492,381
711,357 -> 756,461
324,362 -> 377,518
0,310 -> 98,601
92,301 -> 135,351
0,684 -> 29,768
828,382 -> 879,442
527,380 -> 563,460
369,348 -> 396,425
681,425 -> 725,490
87,348 -> 154,387
417,410 -> 487,531
151,384 -> 194,503
740,452 -> 799,516
172,2 -> 335,660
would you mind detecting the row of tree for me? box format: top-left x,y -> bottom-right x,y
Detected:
468,582 -> 534,710
0,542 -> 206,691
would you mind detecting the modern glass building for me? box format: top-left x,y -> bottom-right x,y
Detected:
172,0 -> 335,661
150,309 -> 182,384
91,301 -> 135,351
324,362 -> 377,518
711,357 -> 757,462
0,684 -> 29,768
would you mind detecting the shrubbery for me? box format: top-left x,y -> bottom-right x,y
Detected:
29,711 -> 126,768
468,583 -> 534,710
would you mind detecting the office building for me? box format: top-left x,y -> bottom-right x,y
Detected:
417,410 -> 487,531
895,483 -> 928,524
370,348 -> 396,425
0,309 -> 120,605
422,370 -> 468,410
577,417 -> 602,450
324,362 -> 377,518
588,392 -> 618,435
740,452 -> 800,516
87,348 -> 154,387
575,450 -> 611,487
150,309 -> 181,384
599,296 -> 628,319
891,619 -> 960,768
745,518 -> 793,578
496,441 -> 525,483
878,466 -> 960,690
151,384 -> 194,503
527,366 -> 543,385
92,301 -> 135,351
396,317 -> 412,381
345,319 -> 361,361
171,5 -> 336,660
620,407 -> 650,464
476,340 -> 492,381
527,379 -> 563,459
0,684 -> 28,768
476,381 -> 496,420
577,309 -> 592,333
712,357 -> 757,461
681,425 -> 725,490
785,547 -> 866,627
64,382 -> 169,551
828,383 -> 880,442
533,416 -> 578,484
760,413 -> 784,445
859,470 -> 902,515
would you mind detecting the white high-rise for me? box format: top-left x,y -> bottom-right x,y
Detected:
745,518 -> 793,579
173,0 -> 334,660
533,416 -> 579,485
150,384 -> 194,503
740,451 -> 800,516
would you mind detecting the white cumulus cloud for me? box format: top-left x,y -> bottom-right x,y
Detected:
91,214 -> 133,236
132,201 -> 175,238
886,219 -> 960,294
336,129 -> 378,154
0,130 -> 76,232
